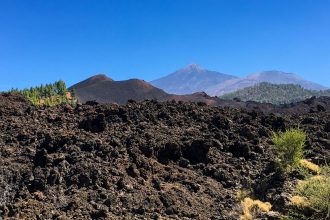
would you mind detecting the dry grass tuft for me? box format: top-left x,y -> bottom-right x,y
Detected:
299,159 -> 321,174
235,189 -> 251,202
290,195 -> 309,207
240,197 -> 272,220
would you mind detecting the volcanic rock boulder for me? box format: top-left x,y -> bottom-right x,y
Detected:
79,113 -> 107,133
182,140 -> 211,164
157,142 -> 182,164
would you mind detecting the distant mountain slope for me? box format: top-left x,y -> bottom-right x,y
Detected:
70,72 -> 329,106
221,82 -> 330,104
150,64 -> 238,95
70,74 -> 170,104
207,71 -> 328,96
70,74 -> 228,105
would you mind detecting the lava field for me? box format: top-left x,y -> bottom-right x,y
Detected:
0,94 -> 329,219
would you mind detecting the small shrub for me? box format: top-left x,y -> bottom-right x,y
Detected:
272,128 -> 306,172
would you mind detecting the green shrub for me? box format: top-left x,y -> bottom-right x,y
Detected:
272,128 -> 306,172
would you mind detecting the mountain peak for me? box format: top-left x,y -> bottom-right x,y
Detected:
69,74 -> 112,90
180,64 -> 204,72
89,74 -> 112,81
151,65 -> 237,95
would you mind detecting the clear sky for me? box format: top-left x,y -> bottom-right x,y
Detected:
0,0 -> 329,90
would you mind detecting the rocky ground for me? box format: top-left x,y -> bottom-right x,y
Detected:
0,93 -> 329,219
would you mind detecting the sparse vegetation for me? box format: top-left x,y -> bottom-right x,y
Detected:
8,80 -> 77,106
289,165 -> 330,219
271,129 -> 329,219
272,128 -> 306,172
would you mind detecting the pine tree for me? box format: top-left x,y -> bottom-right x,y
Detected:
55,80 -> 67,96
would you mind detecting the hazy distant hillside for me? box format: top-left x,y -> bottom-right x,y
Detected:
151,64 -> 238,95
221,82 -> 330,104
207,71 -> 328,96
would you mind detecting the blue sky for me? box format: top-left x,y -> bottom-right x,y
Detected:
0,0 -> 329,90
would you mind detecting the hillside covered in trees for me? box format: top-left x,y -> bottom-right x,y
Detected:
7,80 -> 77,106
221,82 -> 330,104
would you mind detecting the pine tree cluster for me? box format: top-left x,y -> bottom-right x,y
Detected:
9,80 -> 77,106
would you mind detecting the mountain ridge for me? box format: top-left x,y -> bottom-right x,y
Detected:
151,65 -> 327,96
69,66 -> 328,105
206,70 -> 328,95
69,74 -> 227,105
